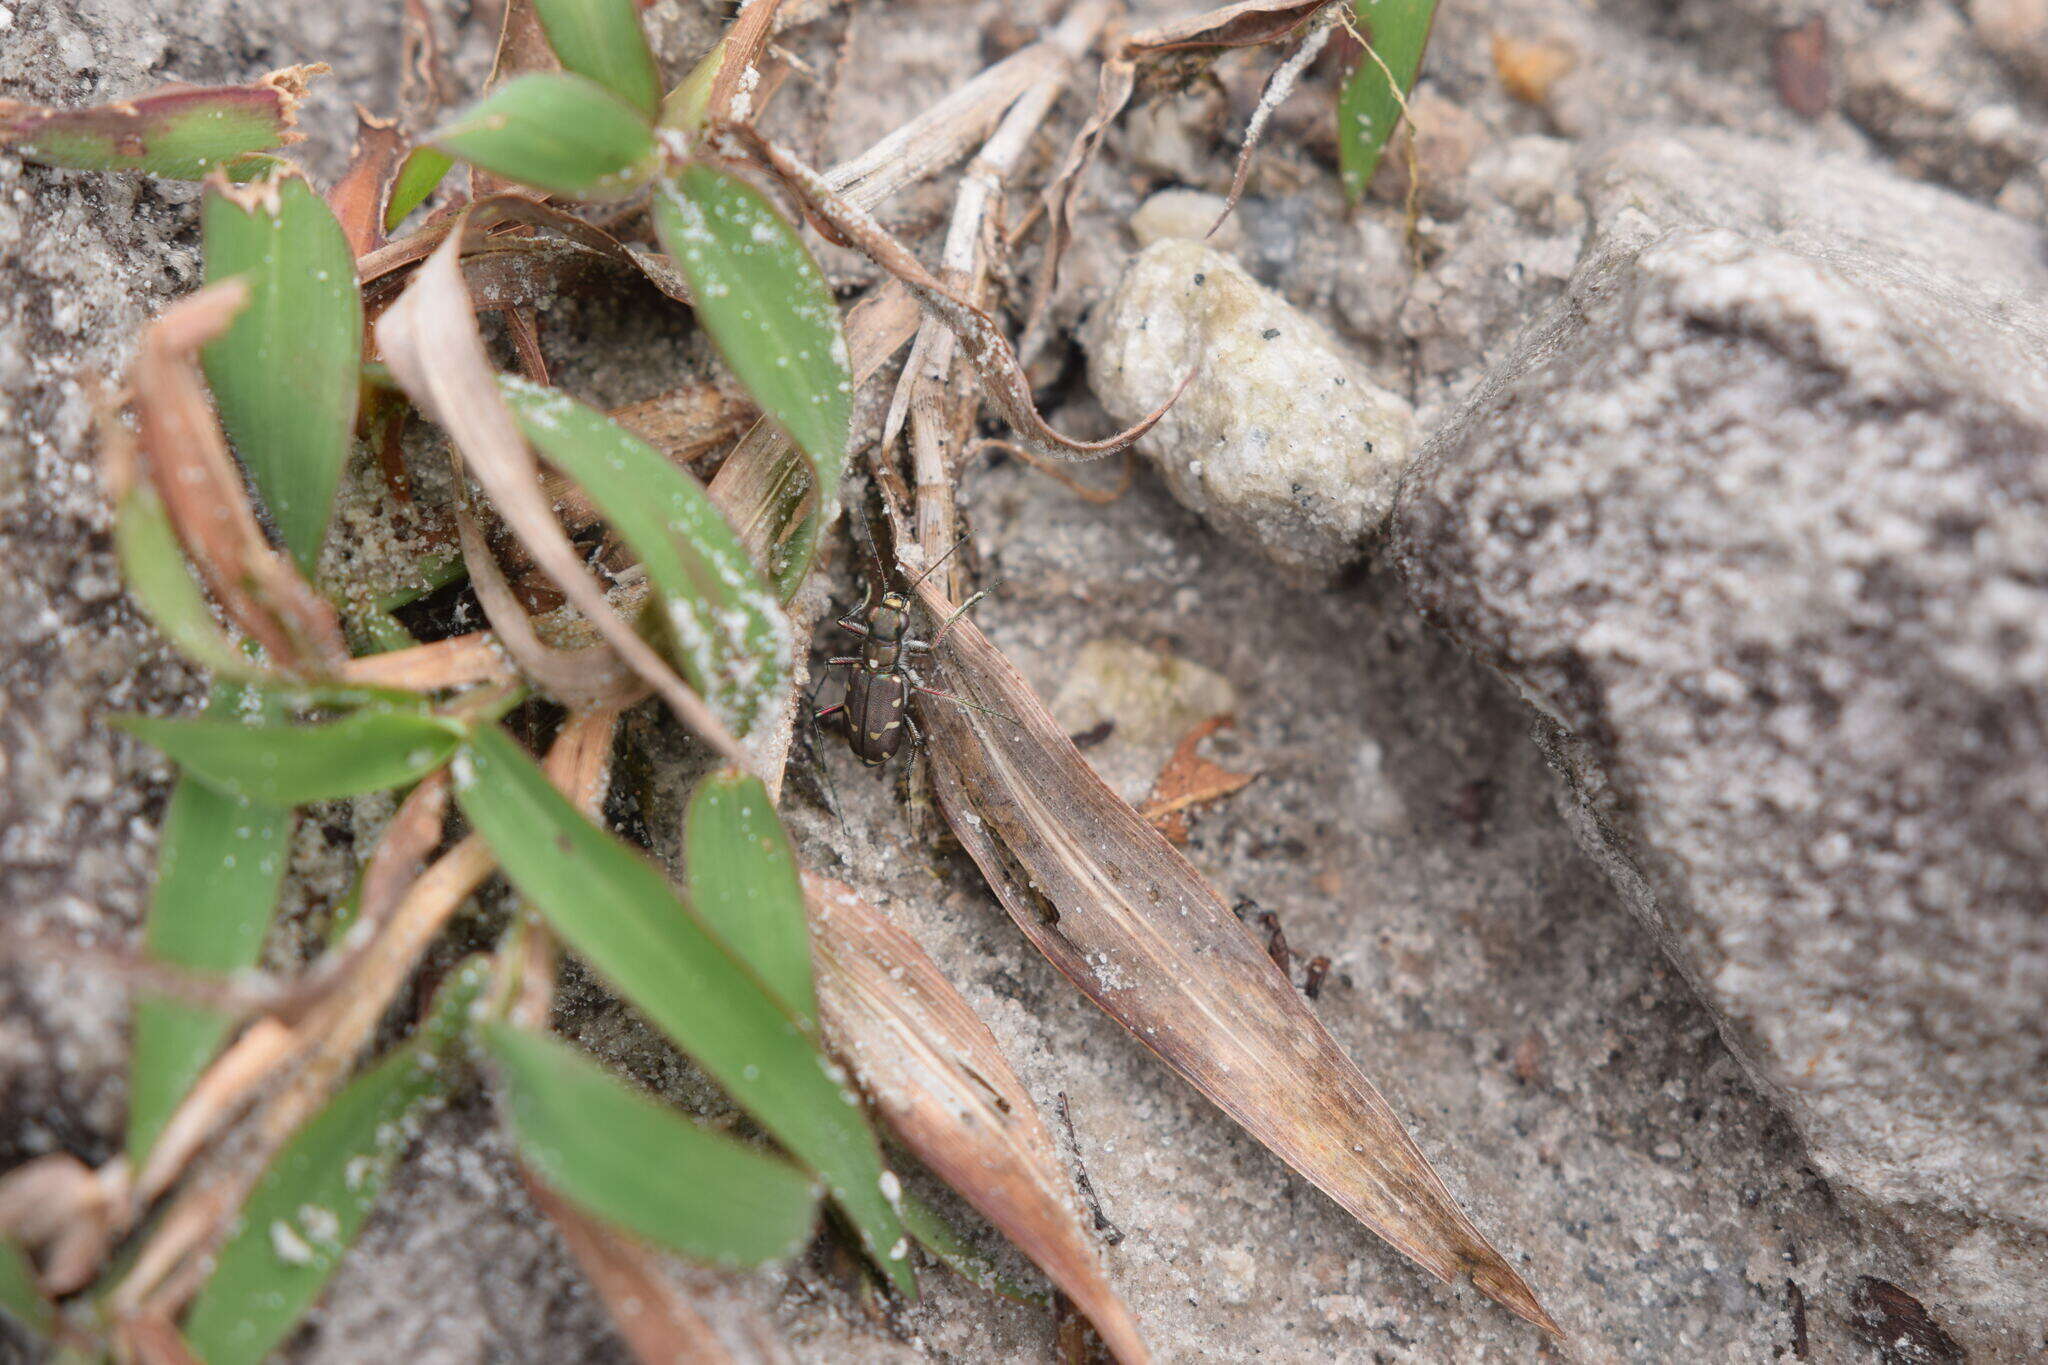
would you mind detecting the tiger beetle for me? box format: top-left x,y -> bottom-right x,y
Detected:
813,536 -> 1008,768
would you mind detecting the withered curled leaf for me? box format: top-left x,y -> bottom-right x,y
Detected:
807,874 -> 1150,1364
911,599 -> 1561,1339
125,281 -> 348,675
373,223 -> 748,764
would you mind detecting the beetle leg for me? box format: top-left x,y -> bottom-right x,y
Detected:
826,656 -> 862,667
813,702 -> 846,721
927,590 -> 989,647
837,617 -> 872,638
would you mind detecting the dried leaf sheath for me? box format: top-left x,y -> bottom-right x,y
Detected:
911,604 -> 1561,1338
806,875 -> 1150,1364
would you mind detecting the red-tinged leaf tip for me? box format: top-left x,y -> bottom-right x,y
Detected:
0,65 -> 325,180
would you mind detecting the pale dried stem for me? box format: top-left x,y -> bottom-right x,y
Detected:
338,632 -> 519,691
133,1019 -> 295,1207
112,828 -> 498,1320
902,0 -> 1112,584
1213,3 -> 1339,231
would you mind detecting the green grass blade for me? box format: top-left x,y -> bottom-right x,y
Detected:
485,1023 -> 818,1264
452,726 -> 913,1294
201,165 -> 362,571
652,163 -> 851,587
382,146 -> 453,232
898,1189 -> 1052,1309
127,757 -> 290,1165
430,73 -> 657,201
181,960 -> 486,1365
0,78 -> 305,180
683,768 -> 815,1023
113,484 -> 250,678
533,0 -> 663,117
0,1237 -> 53,1340
1336,0 -> 1438,200
115,706 -> 464,807
498,378 -> 788,739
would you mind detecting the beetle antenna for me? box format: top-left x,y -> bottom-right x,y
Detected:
913,683 -> 1021,727
902,534 -> 973,591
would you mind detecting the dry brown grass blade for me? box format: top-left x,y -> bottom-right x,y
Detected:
124,280 -> 348,673
909,604 -> 1562,1339
525,1171 -> 770,1365
327,106 -> 405,257
807,875 -> 1151,1364
729,125 -> 1182,464
337,632 -> 520,691
708,0 -> 789,123
375,223 -> 745,764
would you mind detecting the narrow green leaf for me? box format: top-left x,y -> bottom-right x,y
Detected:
114,484 -> 248,678
898,1189 -> 1052,1309
485,1023 -> 818,1264
181,961 -> 486,1365
660,38 -> 725,134
431,73 -> 657,201
652,163 -> 851,589
201,166 -> 363,570
0,1236 -> 52,1339
684,768 -> 814,1021
534,0 -> 663,117
382,146 -> 453,232
452,726 -> 913,1294
1337,0 -> 1438,200
0,78 -> 305,179
116,705 -> 464,807
498,378 -> 788,738
128,751 -> 290,1165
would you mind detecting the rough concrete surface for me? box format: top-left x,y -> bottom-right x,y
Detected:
1396,122 -> 2048,1325
5,0 -> 2048,1363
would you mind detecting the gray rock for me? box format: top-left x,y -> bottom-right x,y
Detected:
1127,187 -> 1242,251
1086,240 -> 1416,581
1971,0 -> 2048,92
1397,129 -> 2048,1237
